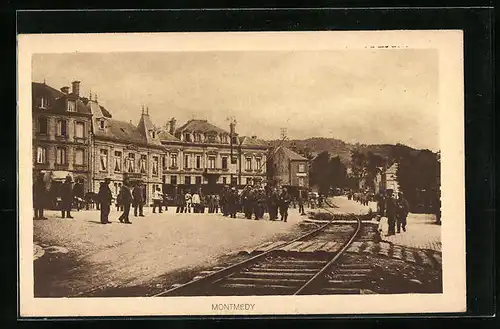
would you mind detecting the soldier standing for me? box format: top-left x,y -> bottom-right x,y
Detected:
253,188 -> 266,220
33,172 -> 48,220
385,191 -> 398,236
298,190 -> 306,215
227,187 -> 238,218
60,175 -> 74,219
242,185 -> 254,219
176,190 -> 186,213
220,185 -> 229,216
397,192 -> 410,233
278,187 -> 291,222
98,178 -> 113,224
132,183 -> 145,217
118,180 -> 133,224
267,187 -> 279,220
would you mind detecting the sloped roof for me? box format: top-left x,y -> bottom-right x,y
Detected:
275,146 -> 308,161
239,136 -> 269,148
175,119 -> 229,135
94,119 -> 148,145
158,130 -> 180,142
32,82 -> 64,99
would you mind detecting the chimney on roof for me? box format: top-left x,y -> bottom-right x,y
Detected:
71,81 -> 81,96
168,118 -> 176,135
60,86 -> 70,94
251,135 -> 257,139
229,120 -> 236,136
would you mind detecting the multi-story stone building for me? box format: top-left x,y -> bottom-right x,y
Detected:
267,145 -> 309,196
160,119 -> 268,194
88,102 -> 165,204
32,81 -> 92,204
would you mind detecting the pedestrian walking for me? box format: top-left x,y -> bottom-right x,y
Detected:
33,172 -> 48,220
118,181 -> 133,224
298,191 -> 306,215
152,187 -> 164,213
132,183 -> 145,217
60,175 -> 74,219
98,178 -> 113,224
385,191 -> 398,236
278,187 -> 291,222
397,192 -> 410,233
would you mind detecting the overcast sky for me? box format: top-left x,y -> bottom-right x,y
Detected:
32,50 -> 439,151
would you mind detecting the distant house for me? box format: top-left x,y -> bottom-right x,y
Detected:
384,162 -> 399,194
268,146 -> 309,196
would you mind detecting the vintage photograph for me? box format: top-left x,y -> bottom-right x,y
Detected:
18,31 -> 465,316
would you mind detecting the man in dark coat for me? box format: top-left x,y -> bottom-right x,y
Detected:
60,175 -> 74,219
267,187 -> 279,220
220,186 -> 229,216
385,191 -> 398,236
176,191 -> 186,213
253,188 -> 266,220
278,187 -> 291,222
241,186 -> 254,219
98,178 -> 113,224
397,192 -> 410,232
132,183 -> 145,217
33,172 -> 48,220
297,190 -> 306,215
227,187 -> 238,218
118,180 -> 133,224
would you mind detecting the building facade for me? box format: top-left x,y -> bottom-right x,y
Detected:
88,103 -> 165,205
384,162 -> 399,194
160,119 -> 268,194
32,81 -> 92,204
268,146 -> 309,195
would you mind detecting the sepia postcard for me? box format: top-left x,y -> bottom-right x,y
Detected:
18,31 -> 465,317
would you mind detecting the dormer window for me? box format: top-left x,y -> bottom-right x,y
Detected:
99,119 -> 105,129
67,100 -> 76,112
184,133 -> 191,142
194,133 -> 201,142
222,135 -> 228,144
39,97 -> 48,109
150,130 -> 156,139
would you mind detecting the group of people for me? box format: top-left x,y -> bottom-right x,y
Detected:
34,172 -> 309,224
377,190 -> 410,236
348,190 -> 374,206
33,173 -> 85,220
97,178 -> 157,224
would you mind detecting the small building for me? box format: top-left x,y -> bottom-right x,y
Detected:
384,162 -> 399,194
267,146 -> 309,197
32,81 -> 92,206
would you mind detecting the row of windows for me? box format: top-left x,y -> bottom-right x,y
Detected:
37,117 -> 86,138
37,97 -> 76,112
163,175 -> 260,186
99,150 -> 160,176
36,146 -> 85,166
182,133 -> 236,144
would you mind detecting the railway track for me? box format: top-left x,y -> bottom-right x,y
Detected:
154,200 -> 375,297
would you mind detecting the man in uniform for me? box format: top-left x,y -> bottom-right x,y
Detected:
220,185 -> 229,216
241,185 -> 254,219
385,190 -> 398,236
278,187 -> 291,222
397,192 -> 410,233
267,187 -> 279,220
132,182 -> 145,217
98,178 -> 113,224
60,175 -> 74,219
118,180 -> 133,224
253,187 -> 266,220
33,172 -> 48,220
227,187 -> 238,218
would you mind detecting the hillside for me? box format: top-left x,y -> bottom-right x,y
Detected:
267,137 -> 434,166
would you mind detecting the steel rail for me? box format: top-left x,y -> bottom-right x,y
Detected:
293,200 -> 361,295
153,199 -> 343,297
